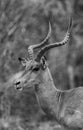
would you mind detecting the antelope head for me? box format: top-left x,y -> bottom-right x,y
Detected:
14,18 -> 72,91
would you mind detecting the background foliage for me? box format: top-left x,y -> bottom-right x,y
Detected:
0,0 -> 83,129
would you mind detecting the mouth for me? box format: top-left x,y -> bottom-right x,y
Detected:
14,80 -> 36,91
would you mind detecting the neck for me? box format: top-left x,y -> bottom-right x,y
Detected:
34,67 -> 62,120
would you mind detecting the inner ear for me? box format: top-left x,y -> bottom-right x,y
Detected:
41,56 -> 47,70
18,57 -> 27,66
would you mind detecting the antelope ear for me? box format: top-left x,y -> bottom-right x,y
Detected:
18,57 -> 27,66
41,56 -> 47,70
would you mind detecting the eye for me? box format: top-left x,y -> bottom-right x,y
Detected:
32,66 -> 40,72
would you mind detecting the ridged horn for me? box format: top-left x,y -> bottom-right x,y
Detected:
28,22 -> 51,60
36,17 -> 72,62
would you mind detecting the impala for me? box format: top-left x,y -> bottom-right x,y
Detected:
14,18 -> 83,130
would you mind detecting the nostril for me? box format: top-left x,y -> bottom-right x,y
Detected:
15,81 -> 20,85
15,81 -> 23,91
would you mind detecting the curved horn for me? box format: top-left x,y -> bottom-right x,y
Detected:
28,22 -> 51,60
36,17 -> 72,62
28,46 -> 34,60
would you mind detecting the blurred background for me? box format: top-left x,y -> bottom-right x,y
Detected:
0,0 -> 83,129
